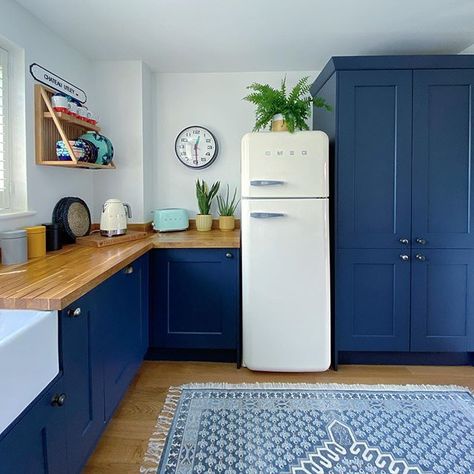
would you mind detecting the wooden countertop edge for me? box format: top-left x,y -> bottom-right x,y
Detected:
0,229 -> 240,311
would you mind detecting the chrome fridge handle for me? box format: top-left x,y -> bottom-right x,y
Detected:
250,212 -> 285,219
250,180 -> 285,186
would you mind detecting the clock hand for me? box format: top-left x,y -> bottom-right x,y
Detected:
194,137 -> 199,162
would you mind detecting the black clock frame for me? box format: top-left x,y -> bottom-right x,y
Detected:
174,125 -> 219,170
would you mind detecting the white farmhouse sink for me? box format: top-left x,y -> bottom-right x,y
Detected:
0,310 -> 59,434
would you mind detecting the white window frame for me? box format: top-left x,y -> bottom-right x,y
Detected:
0,46 -> 10,211
0,36 -> 31,220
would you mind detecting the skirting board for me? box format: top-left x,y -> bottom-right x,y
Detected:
338,351 -> 474,366
146,348 -> 238,364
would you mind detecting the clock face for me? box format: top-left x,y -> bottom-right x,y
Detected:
175,126 -> 218,169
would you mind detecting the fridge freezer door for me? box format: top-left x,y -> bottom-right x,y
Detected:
242,198 -> 331,371
241,131 -> 329,198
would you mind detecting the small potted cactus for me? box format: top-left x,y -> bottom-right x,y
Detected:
195,179 -> 220,231
217,185 -> 240,231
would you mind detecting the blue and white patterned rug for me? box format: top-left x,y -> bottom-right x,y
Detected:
141,383 -> 474,474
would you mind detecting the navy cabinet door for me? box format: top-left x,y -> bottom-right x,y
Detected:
336,249 -> 411,351
411,249 -> 474,352
102,254 -> 149,420
151,249 -> 239,350
61,291 -> 104,473
412,70 -> 474,249
337,70 -> 412,249
0,378 -> 67,474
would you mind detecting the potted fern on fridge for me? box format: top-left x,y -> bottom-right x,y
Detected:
195,179 -> 220,231
243,76 -> 331,132
217,185 -> 240,231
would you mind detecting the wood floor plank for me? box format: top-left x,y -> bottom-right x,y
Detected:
85,361 -> 474,473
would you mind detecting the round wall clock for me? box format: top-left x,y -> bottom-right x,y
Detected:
175,126 -> 218,169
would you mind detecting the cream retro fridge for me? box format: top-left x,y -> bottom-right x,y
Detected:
241,131 -> 331,372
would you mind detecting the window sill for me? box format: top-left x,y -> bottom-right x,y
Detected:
0,210 -> 37,220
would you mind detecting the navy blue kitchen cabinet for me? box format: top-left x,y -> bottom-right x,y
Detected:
0,377 -> 67,474
337,70 -> 412,249
61,290 -> 105,473
60,254 -> 148,473
102,254 -> 149,420
411,249 -> 474,352
150,248 -> 239,359
312,56 -> 474,363
412,69 -> 474,250
0,253 -> 149,474
336,249 -> 411,352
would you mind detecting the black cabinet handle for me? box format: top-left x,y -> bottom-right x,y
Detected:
67,307 -> 81,318
51,393 -> 66,407
123,265 -> 134,275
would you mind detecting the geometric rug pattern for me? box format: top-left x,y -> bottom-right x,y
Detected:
140,383 -> 474,474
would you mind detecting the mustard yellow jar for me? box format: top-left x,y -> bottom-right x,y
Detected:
25,225 -> 46,258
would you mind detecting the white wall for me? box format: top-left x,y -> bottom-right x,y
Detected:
153,70 -> 318,217
91,60 -> 154,223
0,0 -> 96,231
142,62 -> 154,221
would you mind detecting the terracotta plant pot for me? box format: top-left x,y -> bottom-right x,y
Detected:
271,113 -> 288,132
219,216 -> 235,231
196,214 -> 213,232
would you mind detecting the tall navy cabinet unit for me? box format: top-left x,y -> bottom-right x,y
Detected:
311,56 -> 474,365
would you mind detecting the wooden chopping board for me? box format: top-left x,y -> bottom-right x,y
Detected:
76,230 -> 148,247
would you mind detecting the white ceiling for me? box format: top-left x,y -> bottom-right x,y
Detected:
15,0 -> 474,72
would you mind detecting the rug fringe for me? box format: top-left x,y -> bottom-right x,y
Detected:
140,386 -> 182,474
181,381 -> 474,394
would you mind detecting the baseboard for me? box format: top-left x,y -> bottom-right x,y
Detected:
146,348 -> 238,363
338,351 -> 474,366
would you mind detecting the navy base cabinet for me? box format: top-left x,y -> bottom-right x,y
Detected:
0,378 -> 67,474
61,291 -> 105,473
101,256 -> 149,420
0,254 -> 151,474
336,249 -> 411,352
312,56 -> 474,364
411,249 -> 474,352
61,254 -> 149,472
149,248 -> 239,361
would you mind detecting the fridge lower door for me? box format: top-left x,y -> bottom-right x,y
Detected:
242,198 -> 331,372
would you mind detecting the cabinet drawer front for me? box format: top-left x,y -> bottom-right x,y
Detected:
151,249 -> 239,350
412,69 -> 474,249
411,249 -> 474,351
337,70 -> 412,249
336,249 -> 411,351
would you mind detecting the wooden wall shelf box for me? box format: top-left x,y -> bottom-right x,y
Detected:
34,84 -> 115,170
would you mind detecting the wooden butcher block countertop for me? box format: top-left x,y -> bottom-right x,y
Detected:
0,229 -> 240,310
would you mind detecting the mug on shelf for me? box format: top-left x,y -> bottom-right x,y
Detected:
86,110 -> 98,125
67,100 -> 78,117
77,105 -> 89,121
51,94 -> 69,113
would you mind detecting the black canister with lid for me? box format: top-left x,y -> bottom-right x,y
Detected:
43,223 -> 62,251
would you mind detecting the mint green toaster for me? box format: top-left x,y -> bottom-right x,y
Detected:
152,208 -> 189,232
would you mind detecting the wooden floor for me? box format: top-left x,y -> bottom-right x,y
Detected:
84,361 -> 474,473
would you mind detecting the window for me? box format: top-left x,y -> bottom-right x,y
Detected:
0,47 -> 9,210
